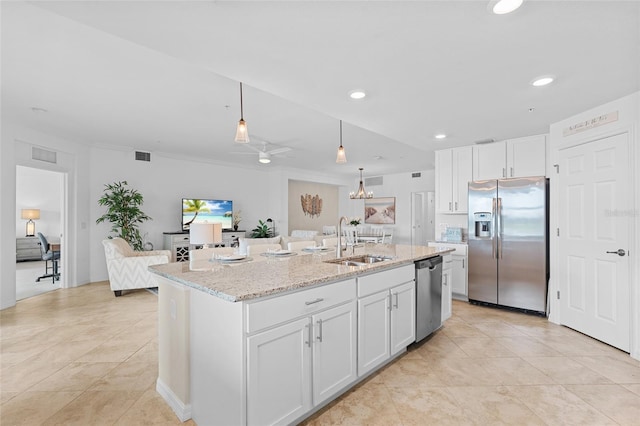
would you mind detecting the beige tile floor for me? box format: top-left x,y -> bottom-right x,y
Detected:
1,282 -> 639,425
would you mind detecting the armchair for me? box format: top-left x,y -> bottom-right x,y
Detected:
102,238 -> 171,297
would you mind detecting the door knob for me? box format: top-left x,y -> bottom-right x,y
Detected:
606,249 -> 626,257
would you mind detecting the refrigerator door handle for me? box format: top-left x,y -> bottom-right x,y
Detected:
497,197 -> 503,259
492,197 -> 497,259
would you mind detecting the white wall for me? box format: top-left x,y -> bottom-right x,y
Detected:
15,166 -> 62,240
344,169 -> 435,244
548,91 -> 639,361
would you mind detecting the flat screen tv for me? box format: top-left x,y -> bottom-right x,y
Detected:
182,198 -> 233,231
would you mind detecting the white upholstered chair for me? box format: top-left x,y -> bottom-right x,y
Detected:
189,247 -> 235,271
287,240 -> 316,251
322,237 -> 339,247
102,238 -> 171,297
246,244 -> 282,256
322,225 -> 337,235
290,230 -> 318,239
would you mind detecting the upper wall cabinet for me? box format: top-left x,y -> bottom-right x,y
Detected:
473,135 -> 547,181
435,146 -> 473,214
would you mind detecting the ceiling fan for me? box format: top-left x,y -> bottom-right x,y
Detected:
231,141 -> 293,164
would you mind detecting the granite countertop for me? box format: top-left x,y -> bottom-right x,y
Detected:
149,244 -> 453,303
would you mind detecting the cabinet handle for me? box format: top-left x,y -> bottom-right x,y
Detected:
443,275 -> 447,286
305,323 -> 312,347
510,167 -> 514,177
502,168 -> 506,178
462,259 -> 465,269
305,298 -> 324,305
393,293 -> 399,309
454,201 -> 458,211
316,319 -> 323,343
449,202 -> 452,211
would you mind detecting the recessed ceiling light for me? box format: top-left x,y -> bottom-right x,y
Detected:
489,0 -> 524,15
435,133 -> 447,140
348,90 -> 367,100
531,76 -> 555,87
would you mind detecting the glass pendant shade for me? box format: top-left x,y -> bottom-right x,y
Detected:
349,168 -> 374,199
235,119 -> 249,143
336,120 -> 347,163
234,82 -> 250,143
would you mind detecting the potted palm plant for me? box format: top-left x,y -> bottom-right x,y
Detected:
251,219 -> 274,238
96,181 -> 151,250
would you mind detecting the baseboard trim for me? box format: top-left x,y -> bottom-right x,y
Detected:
156,378 -> 191,422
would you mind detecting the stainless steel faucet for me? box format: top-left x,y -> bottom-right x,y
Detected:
336,216 -> 349,258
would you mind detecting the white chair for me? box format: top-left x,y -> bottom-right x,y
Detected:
189,247 -> 234,271
322,237 -> 339,247
322,225 -> 337,235
246,244 -> 282,256
342,226 -> 359,246
288,240 -> 316,251
368,225 -> 387,243
102,238 -> 171,297
381,227 -> 393,243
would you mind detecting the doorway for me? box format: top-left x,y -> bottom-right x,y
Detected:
411,191 -> 435,246
15,166 -> 65,300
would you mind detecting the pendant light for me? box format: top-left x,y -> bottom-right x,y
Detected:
335,120 -> 347,163
234,82 -> 249,143
349,168 -> 373,199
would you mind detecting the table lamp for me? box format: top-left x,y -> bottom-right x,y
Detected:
189,222 -> 223,249
21,209 -> 40,237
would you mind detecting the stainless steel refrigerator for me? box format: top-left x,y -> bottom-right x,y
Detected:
467,177 -> 548,313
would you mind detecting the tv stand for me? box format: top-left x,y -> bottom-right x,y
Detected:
163,230 -> 246,262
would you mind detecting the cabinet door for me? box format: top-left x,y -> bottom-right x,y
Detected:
312,301 -> 357,406
441,268 -> 452,321
451,255 -> 467,297
473,141 -> 506,181
390,281 -> 416,355
357,291 -> 390,376
435,149 -> 454,213
453,146 -> 473,213
506,135 -> 546,178
247,317 -> 312,425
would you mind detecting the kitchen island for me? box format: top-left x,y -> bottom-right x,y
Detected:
149,244 -> 451,425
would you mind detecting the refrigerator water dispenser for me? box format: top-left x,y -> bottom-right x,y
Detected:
473,212 -> 492,238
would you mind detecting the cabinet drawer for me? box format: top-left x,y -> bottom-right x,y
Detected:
442,254 -> 453,271
246,279 -> 356,334
17,238 -> 40,249
171,235 -> 190,244
357,265 -> 415,298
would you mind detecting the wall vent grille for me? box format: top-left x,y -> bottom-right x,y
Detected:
365,176 -> 383,186
32,147 -> 57,164
135,151 -> 151,162
412,172 -> 421,178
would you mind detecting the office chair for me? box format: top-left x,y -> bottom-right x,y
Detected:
36,232 -> 60,283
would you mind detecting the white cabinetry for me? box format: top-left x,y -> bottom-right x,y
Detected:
473,135 -> 546,181
246,280 -> 357,425
428,243 -> 467,300
435,146 -> 473,214
163,233 -> 190,262
357,265 -> 415,377
441,254 -> 452,321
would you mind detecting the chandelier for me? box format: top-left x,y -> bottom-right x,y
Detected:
349,168 -> 373,199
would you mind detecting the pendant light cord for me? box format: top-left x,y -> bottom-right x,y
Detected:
239,82 -> 244,120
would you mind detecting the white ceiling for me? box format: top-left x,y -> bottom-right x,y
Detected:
2,1 -> 639,179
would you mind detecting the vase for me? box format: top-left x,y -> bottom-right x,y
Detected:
234,225 -> 238,231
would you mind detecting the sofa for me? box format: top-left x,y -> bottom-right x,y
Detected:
102,238 -> 171,297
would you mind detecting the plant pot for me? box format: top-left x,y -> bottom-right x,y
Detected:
233,225 -> 239,231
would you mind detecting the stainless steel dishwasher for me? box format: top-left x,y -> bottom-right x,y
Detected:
415,256 -> 443,342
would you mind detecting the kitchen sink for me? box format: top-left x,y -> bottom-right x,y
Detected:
324,255 -> 394,266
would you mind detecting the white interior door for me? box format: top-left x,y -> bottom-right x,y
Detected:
558,132 -> 630,352
411,192 -> 424,246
